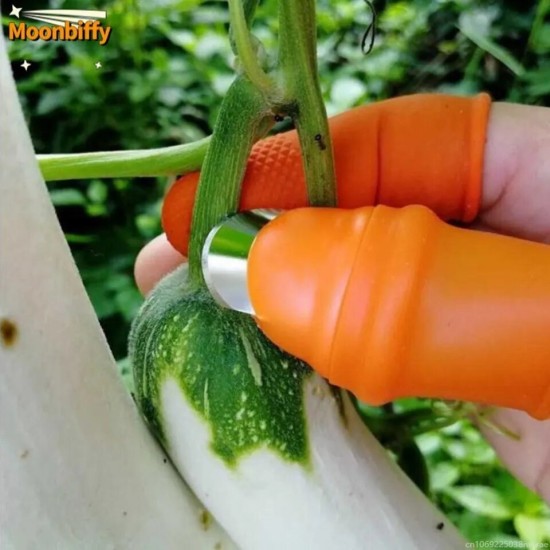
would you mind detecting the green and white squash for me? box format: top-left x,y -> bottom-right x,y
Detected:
130,264 -> 466,549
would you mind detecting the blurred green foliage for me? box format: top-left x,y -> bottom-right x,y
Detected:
5,0 -> 550,544
419,421 -> 550,545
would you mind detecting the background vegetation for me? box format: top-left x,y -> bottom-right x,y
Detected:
5,0 -> 550,544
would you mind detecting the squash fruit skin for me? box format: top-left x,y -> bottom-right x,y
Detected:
129,265 -> 312,467
129,266 -> 466,550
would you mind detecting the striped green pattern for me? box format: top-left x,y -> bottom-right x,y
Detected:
129,265 -> 312,467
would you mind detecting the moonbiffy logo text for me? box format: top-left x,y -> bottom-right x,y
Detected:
8,8 -> 112,46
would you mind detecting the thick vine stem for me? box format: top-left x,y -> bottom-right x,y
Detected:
187,75 -> 274,284
37,138 -> 209,181
278,0 -> 337,206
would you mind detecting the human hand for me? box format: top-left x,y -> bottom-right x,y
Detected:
134,101 -> 550,503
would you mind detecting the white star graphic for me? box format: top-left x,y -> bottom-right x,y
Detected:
21,60 -> 31,71
10,5 -> 22,18
95,61 -> 102,69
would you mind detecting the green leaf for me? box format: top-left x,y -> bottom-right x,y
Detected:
157,86 -> 184,107
492,471 -> 549,515
135,213 -> 161,238
64,233 -> 95,244
330,77 -> 367,109
444,437 -> 496,465
416,432 -> 442,455
514,514 -> 550,545
86,203 -> 108,217
86,282 -> 118,319
524,67 -> 550,97
456,510 -> 507,545
162,29 -> 196,50
430,462 -> 460,492
49,188 -> 87,207
444,486 -> 516,520
36,89 -> 71,115
87,180 -> 108,204
195,33 -> 230,60
115,287 -> 143,323
458,21 -> 525,76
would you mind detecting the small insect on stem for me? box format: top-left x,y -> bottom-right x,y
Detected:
361,0 -> 377,55
314,133 -> 327,151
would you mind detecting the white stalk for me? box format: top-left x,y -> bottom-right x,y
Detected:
0,31 -> 235,549
162,375 -> 465,549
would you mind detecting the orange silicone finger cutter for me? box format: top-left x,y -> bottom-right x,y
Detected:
164,93 -> 491,255
203,206 -> 550,420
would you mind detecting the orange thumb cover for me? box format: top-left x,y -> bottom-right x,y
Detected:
248,206 -> 550,420
163,93 -> 491,255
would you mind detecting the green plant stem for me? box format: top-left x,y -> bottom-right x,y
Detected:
37,138 -> 210,181
228,0 -> 272,93
228,0 -> 260,58
278,0 -> 337,206
187,76 -> 273,284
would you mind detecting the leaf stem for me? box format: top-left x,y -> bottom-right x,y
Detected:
278,0 -> 337,206
37,138 -> 210,181
228,0 -> 273,93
